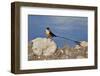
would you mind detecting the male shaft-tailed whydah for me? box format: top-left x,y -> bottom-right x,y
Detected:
45,27 -> 81,45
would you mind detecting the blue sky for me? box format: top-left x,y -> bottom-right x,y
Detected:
28,15 -> 88,48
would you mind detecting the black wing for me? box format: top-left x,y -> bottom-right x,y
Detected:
49,31 -> 57,37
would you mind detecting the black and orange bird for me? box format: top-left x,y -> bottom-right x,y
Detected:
45,27 -> 81,45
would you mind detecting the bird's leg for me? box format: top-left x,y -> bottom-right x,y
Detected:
50,37 -> 53,41
47,35 -> 51,39
47,36 -> 50,39
47,36 -> 53,41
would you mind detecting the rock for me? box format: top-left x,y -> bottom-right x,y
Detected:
80,41 -> 88,47
74,45 -> 81,49
77,56 -> 85,59
75,41 -> 88,49
28,40 -> 88,60
31,38 -> 57,56
65,49 -> 69,56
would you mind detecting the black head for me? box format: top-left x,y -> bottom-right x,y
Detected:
46,27 -> 50,30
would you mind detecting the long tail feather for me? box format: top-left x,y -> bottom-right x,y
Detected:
55,35 -> 80,45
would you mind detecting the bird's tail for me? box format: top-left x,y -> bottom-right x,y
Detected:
55,35 -> 80,45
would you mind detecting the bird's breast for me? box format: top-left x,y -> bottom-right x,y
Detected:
46,29 -> 50,35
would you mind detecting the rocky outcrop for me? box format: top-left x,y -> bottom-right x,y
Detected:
28,38 -> 88,60
31,38 -> 57,56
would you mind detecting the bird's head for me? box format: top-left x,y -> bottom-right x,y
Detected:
46,27 -> 50,30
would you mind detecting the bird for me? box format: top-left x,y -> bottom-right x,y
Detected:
45,27 -> 81,45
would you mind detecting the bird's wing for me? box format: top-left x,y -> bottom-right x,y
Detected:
50,31 -> 57,37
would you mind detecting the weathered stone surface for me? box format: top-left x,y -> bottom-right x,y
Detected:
28,38 -> 88,61
30,38 -> 57,56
